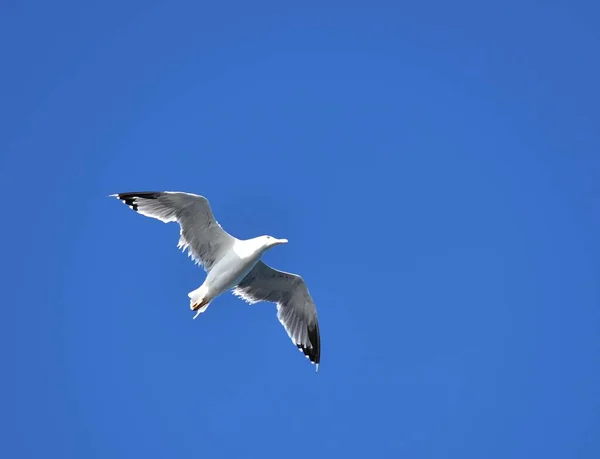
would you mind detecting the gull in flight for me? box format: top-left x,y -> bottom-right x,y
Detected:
111,191 -> 321,370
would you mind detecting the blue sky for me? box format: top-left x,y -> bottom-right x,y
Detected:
3,1 -> 600,457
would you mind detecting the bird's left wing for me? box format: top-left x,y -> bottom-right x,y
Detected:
111,191 -> 235,272
233,261 -> 321,369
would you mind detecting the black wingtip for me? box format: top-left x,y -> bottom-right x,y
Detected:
111,192 -> 161,211
297,322 -> 321,369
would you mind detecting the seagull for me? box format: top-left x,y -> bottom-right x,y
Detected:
111,191 -> 321,370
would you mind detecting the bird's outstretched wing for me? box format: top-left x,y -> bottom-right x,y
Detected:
234,261 -> 321,369
111,191 -> 235,272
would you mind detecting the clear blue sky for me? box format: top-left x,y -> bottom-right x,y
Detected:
3,1 -> 599,457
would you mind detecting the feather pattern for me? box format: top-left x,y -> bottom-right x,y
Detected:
111,191 -> 235,272
234,261 -> 321,368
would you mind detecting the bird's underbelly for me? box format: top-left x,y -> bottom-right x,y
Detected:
204,253 -> 260,298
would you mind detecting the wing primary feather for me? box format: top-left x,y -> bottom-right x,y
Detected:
235,261 -> 321,368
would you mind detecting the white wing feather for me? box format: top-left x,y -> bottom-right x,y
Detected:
233,261 -> 321,369
112,191 -> 235,272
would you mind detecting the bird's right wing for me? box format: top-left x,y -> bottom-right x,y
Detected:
234,261 -> 321,369
112,191 -> 235,271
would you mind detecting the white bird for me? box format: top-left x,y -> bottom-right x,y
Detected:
111,191 -> 321,370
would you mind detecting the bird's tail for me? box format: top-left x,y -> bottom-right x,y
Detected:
188,285 -> 211,319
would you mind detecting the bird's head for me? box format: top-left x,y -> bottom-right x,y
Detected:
259,235 -> 288,250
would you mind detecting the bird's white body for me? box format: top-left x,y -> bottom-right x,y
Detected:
188,237 -> 280,316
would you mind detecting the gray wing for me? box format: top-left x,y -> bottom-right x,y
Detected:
112,191 -> 235,271
233,261 -> 321,369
